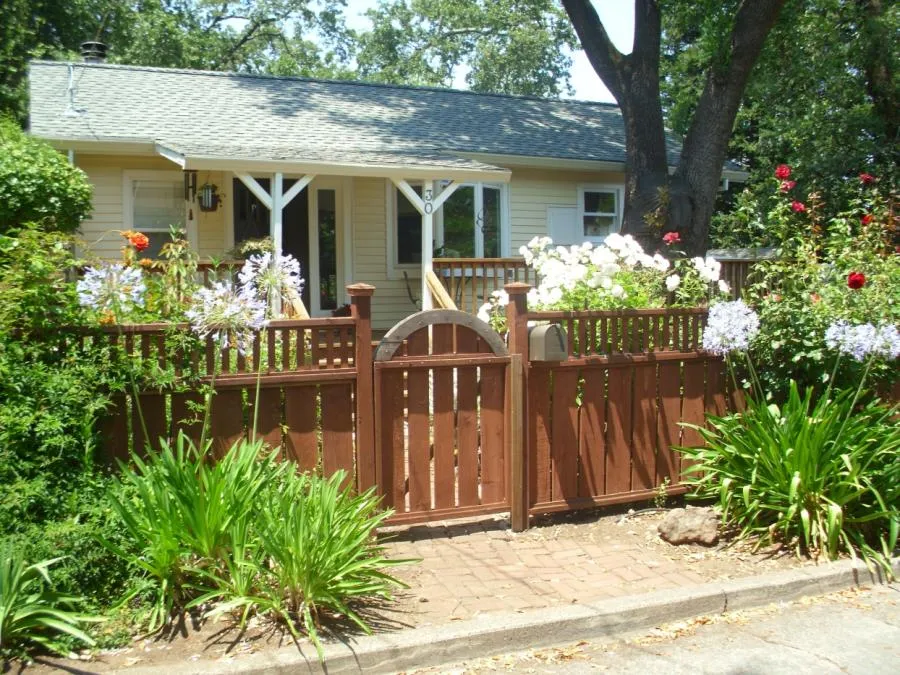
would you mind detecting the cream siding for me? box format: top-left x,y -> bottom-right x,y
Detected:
506,168 -> 624,252
73,155 -> 227,259
350,177 -> 420,331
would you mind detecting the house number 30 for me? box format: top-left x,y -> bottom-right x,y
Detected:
423,189 -> 434,214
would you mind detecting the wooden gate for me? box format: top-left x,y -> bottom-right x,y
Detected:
374,310 -> 514,525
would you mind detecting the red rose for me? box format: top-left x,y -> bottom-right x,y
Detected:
775,164 -> 792,179
779,180 -> 796,192
662,231 -> 681,245
847,272 -> 866,289
861,214 -> 873,225
128,232 -> 150,252
859,173 -> 875,184
791,201 -> 806,213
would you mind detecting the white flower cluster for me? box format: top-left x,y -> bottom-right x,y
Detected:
515,234 -> 667,305
702,300 -> 760,356
238,252 -> 304,308
476,289 -> 509,325
76,264 -> 145,314
185,282 -> 267,355
824,321 -> 900,362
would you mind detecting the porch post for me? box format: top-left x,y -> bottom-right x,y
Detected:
421,179 -> 435,310
271,172 -> 284,257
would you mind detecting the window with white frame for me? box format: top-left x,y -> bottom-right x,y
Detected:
125,172 -> 185,258
578,185 -> 623,240
438,183 -> 502,258
391,181 -> 507,271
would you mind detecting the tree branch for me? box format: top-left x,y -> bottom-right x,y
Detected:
561,0 -> 626,102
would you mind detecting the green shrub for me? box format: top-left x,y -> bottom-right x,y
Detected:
107,436 -> 407,657
744,167 -> 899,399
0,551 -> 101,658
0,118 -> 92,233
681,381 -> 899,574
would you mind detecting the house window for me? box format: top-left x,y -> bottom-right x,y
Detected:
578,185 -> 622,240
439,183 -> 502,258
126,173 -> 185,258
391,181 -> 507,272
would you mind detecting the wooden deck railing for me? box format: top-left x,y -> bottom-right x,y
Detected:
432,258 -> 536,313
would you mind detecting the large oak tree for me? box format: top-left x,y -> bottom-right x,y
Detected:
562,0 -> 787,253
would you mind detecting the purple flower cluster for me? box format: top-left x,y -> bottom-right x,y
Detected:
824,321 -> 900,362
185,282 -> 267,355
76,264 -> 145,314
702,300 -> 760,356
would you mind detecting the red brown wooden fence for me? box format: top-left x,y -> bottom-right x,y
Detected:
99,284 -> 377,493
373,311 -> 512,525
503,284 -> 732,523
96,282 -> 737,530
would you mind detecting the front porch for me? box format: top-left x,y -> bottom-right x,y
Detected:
150,140 -> 513,326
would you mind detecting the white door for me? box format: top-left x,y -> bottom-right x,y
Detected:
308,179 -> 348,316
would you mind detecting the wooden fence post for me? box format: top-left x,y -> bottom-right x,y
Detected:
505,282 -> 530,531
348,283 -> 376,492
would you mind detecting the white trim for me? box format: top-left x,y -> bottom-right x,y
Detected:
271,172 -> 284,256
236,173 -> 273,210
342,177 -> 353,305
283,174 -> 315,207
154,143 -> 186,168
577,183 -> 624,241
307,180 -> 344,316
456,152 -> 626,173
122,169 -> 191,248
223,171 -> 235,251
422,179 -> 435,310
185,156 -> 510,183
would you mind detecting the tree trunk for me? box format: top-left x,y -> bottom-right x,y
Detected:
563,0 -> 787,255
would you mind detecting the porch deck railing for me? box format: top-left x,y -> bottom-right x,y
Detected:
433,254 -> 764,314
431,258 -> 536,313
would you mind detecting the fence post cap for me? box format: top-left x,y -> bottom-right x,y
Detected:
504,282 -> 532,295
346,283 -> 376,296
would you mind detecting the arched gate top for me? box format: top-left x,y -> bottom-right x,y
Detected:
374,309 -> 508,362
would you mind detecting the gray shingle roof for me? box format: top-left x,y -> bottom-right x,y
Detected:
28,61 -> 683,167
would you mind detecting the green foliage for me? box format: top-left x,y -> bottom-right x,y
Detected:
106,436 -> 407,657
0,551 -> 101,658
0,119 -> 93,233
744,171 -> 899,398
357,0 -> 577,97
680,381 -> 900,575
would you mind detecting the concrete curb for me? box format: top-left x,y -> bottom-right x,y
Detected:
122,557 -> 898,675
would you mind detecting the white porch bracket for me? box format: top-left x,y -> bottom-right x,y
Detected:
235,172 -> 317,256
391,178 -> 461,311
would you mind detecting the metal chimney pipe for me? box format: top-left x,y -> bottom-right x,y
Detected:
80,41 -> 108,63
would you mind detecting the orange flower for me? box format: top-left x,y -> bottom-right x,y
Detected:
128,232 -> 150,252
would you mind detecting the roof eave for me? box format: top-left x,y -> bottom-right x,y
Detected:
43,137 -> 158,155
157,146 -> 510,183
456,152 -> 626,173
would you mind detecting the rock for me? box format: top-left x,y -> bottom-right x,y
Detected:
657,506 -> 719,546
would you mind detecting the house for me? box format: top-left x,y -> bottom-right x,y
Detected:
28,58 -> 745,330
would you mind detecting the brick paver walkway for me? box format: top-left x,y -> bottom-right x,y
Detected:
381,511 -> 806,628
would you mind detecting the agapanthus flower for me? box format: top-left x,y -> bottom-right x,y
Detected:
238,252 -> 305,311
702,300 -> 760,356
826,321 -> 899,361
185,282 -> 267,355
76,264 -> 145,316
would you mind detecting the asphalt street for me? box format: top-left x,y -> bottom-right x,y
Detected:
412,584 -> 900,674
